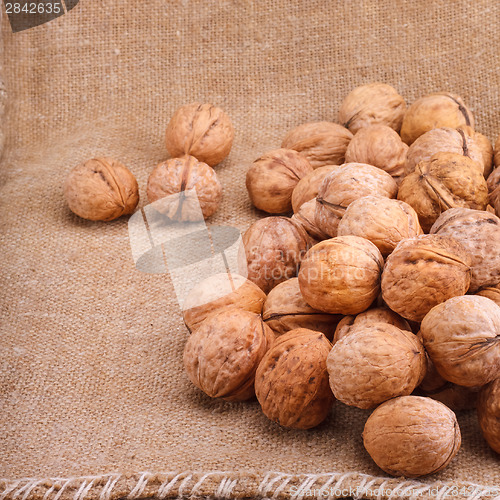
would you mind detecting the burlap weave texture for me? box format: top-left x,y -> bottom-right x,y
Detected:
1,1 -> 499,499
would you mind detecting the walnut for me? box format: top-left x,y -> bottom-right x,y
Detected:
254,328 -> 334,429
291,165 -> 337,213
397,152 -> 489,232
344,124 -> 408,178
477,378 -> 500,454
476,283 -> 500,307
333,306 -> 411,344
400,92 -> 474,145
246,148 -> 313,214
298,235 -> 384,315
147,155 -> 222,221
495,134 -> 500,168
315,163 -> 398,237
474,131 -> 494,178
240,216 -> 312,293
363,396 -> 461,478
262,277 -> 342,340
405,127 -> 483,177
337,195 -> 422,257
487,165 -> 500,217
430,208 -> 500,292
291,199 -> 330,242
338,83 -> 406,134
419,295 -> 500,387
165,103 -> 234,167
281,122 -> 353,169
327,323 -> 426,409
64,158 -> 139,221
183,308 -> 274,401
182,273 -> 266,332
381,234 -> 472,322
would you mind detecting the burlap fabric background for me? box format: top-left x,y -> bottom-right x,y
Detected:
1,1 -> 499,499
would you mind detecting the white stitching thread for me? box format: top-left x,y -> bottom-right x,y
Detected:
176,474 -> 192,498
157,473 -> 184,499
127,472 -> 151,499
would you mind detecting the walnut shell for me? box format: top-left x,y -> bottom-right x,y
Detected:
477,378 -> 500,454
165,103 -> 234,166
254,328 -> 334,429
476,283 -> 500,307
420,295 -> 500,387
263,277 -> 342,340
291,165 -> 337,213
487,165 -> 500,217
298,235 -> 384,315
315,163 -> 398,237
291,199 -> 330,242
495,134 -> 500,168
64,158 -> 139,221
405,127 -> 483,177
400,93 -> 474,145
344,124 -> 408,178
327,323 -> 426,409
397,152 -> 489,232
240,216 -> 312,293
338,83 -> 406,134
246,148 -> 313,214
363,396 -> 461,478
182,273 -> 266,332
333,307 -> 411,344
381,234 -> 472,322
430,208 -> 500,292
281,122 -> 353,169
474,131 -> 494,178
146,155 -> 222,221
337,195 -> 422,257
183,308 -> 274,401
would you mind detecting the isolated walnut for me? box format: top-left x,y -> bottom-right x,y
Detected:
182,273 -> 266,332
397,152 -> 489,232
419,295 -> 500,387
281,122 -> 353,169
333,307 -> 411,344
337,195 -> 422,257
430,208 -> 500,292
363,396 -> 461,478
291,165 -> 337,212
147,155 -> 222,221
254,328 -> 334,429
165,103 -> 234,166
338,83 -> 406,134
474,132 -> 494,178
381,234 -> 471,322
315,163 -> 398,237
298,235 -> 384,315
246,148 -> 313,214
477,379 -> 500,454
327,323 -> 426,409
344,124 -> 408,178
400,92 -> 474,145
291,199 -> 330,242
405,127 -> 483,177
240,216 -> 312,293
263,278 -> 342,340
183,308 -> 274,401
487,166 -> 500,217
64,158 -> 139,221
476,283 -> 500,306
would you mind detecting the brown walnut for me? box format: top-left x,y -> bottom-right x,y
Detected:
183,308 -> 274,401
397,152 -> 489,232
430,208 -> 500,292
400,92 -> 474,145
291,199 -> 330,242
254,328 -> 334,429
476,283 -> 500,307
262,277 -> 342,340
381,234 -> 472,322
165,103 -> 234,167
182,273 -> 266,332
246,148 -> 313,214
487,165 -> 500,217
363,396 -> 461,478
64,158 -> 139,221
315,163 -> 398,237
147,155 -> 222,221
495,134 -> 500,168
419,295 -> 500,387
298,235 -> 384,315
474,131 -> 494,178
327,323 -> 426,409
477,378 -> 500,454
338,83 -> 406,134
291,165 -> 337,213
